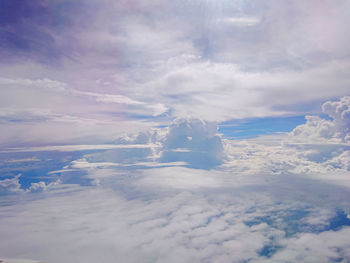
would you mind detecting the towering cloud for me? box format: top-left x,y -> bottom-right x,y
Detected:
322,96 -> 350,142
160,119 -> 224,169
291,96 -> 350,143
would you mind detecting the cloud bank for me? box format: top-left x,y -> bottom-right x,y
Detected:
1,96 -> 350,262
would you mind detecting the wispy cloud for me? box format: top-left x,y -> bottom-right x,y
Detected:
222,17 -> 261,27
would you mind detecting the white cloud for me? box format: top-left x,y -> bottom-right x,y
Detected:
1,164 -> 350,263
0,112 -> 156,147
218,97 -> 350,176
0,175 -> 61,196
1,0 -> 350,145
290,96 -> 350,143
27,181 -> 59,193
159,119 -> 224,169
0,259 -> 43,263
0,77 -> 67,91
223,17 -> 261,27
267,228 -> 350,262
0,175 -> 23,195
326,150 -> 350,171
0,76 -> 169,146
3,144 -> 159,153
2,0 -> 350,261
1,112 -> 350,262
130,58 -> 350,121
3,157 -> 40,163
322,96 -> 350,142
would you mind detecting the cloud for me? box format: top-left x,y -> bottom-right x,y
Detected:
0,77 -> 167,146
1,164 -> 350,262
267,227 -> 350,262
1,0 -> 350,147
160,119 -> 224,169
290,96 -> 350,143
27,180 -> 61,193
0,78 -> 67,91
1,1 -> 350,261
3,157 -> 40,163
0,175 -> 23,195
0,77 -> 167,115
222,96 -> 350,176
1,98 -> 350,262
34,119 -> 224,170
0,174 -> 61,195
1,259 -> 43,263
222,17 -> 261,27
130,57 -> 350,121
326,150 -> 350,171
322,96 -> 350,142
3,144 -> 158,153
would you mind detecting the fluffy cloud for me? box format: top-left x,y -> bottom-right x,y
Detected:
222,97 -> 350,175
0,175 -> 22,195
326,150 -> 350,171
290,96 -> 350,143
322,96 -> 350,142
160,119 -> 224,169
1,165 -> 350,263
27,180 -> 61,193
1,103 -> 350,262
0,174 -> 61,195
64,119 -> 225,170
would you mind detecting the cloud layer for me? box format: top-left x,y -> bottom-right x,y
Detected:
1,1 -> 350,262
1,97 -> 350,262
1,0 -> 350,144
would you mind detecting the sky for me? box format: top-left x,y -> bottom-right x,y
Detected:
1,0 -> 350,262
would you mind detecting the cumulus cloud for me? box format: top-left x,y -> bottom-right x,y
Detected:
322,96 -> 350,142
106,118 -> 226,169
290,96 -> 350,143
0,174 -> 61,195
326,150 -> 350,171
0,175 -> 23,195
160,119 -> 224,169
27,180 -> 61,193
222,97 -> 350,175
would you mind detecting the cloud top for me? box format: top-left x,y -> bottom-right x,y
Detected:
291,96 -> 350,143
